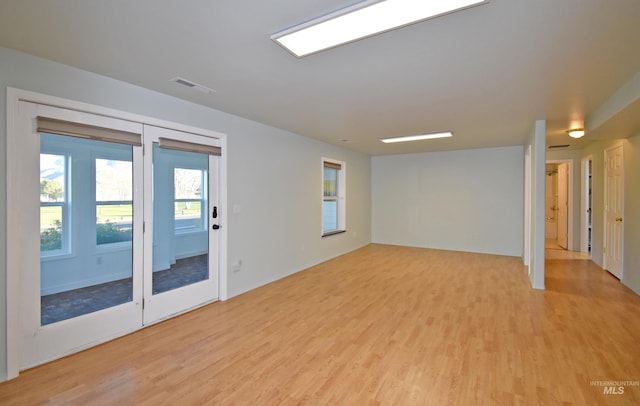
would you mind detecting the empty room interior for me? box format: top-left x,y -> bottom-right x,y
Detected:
1,1 -> 640,404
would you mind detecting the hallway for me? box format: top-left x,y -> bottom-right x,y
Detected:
545,239 -> 591,260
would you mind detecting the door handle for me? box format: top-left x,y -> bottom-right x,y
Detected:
615,217 -> 623,222
212,224 -> 220,230
212,206 -> 218,219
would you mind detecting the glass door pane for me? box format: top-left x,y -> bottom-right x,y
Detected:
152,143 -> 209,294
40,133 -> 134,325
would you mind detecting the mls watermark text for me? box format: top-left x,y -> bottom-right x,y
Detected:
590,380 -> 639,395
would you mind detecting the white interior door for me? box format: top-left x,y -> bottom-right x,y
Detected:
17,102 -> 144,369
142,125 -> 220,324
604,144 -> 624,279
556,163 -> 569,249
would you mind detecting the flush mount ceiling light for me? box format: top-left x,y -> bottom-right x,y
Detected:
380,131 -> 453,143
566,128 -> 585,138
271,0 -> 489,57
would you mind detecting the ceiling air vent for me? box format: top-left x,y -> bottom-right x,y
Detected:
170,77 -> 216,94
548,144 -> 570,149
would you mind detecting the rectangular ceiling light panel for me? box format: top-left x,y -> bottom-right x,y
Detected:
272,0 -> 488,57
380,132 -> 453,143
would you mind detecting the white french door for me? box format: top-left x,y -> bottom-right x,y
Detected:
18,102 -> 145,368
12,100 -> 222,371
142,125 -> 220,324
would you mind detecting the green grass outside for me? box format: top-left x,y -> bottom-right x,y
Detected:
96,204 -> 133,223
40,206 -> 63,228
174,201 -> 202,218
41,202 -> 202,228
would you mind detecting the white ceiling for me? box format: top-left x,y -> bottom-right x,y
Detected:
1,0 -> 639,155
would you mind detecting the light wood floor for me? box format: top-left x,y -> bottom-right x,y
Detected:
1,244 -> 639,405
545,238 -> 592,260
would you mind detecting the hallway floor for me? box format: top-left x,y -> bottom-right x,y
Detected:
545,239 -> 591,260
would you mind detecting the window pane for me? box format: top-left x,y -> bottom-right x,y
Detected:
40,206 -> 62,251
40,133 -> 134,325
96,159 -> 132,201
323,200 -> 338,232
174,168 -> 206,232
153,144 -> 209,295
324,167 -> 338,197
40,154 -> 65,202
40,153 -> 65,252
96,204 -> 133,244
175,168 -> 202,199
96,159 -> 133,245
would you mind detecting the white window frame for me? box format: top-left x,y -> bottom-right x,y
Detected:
39,150 -> 71,258
321,157 -> 346,237
93,154 -> 134,250
173,166 -> 208,235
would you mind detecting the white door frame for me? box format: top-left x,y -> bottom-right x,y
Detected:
580,155 -> 593,254
545,159 -> 574,251
524,145 -> 531,268
5,87 -> 228,380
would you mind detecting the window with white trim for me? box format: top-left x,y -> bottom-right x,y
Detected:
322,158 -> 346,236
40,152 -> 69,255
174,167 -> 207,233
37,114 -> 141,260
95,157 -> 133,245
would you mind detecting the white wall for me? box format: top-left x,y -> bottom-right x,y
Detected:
623,134 -> 640,295
371,146 -> 524,256
525,120 -> 546,290
0,46 -> 372,379
225,120 -> 372,297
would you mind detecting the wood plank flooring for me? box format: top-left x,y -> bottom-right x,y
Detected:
1,244 -> 639,405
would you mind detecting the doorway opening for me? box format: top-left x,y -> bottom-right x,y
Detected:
545,159 -> 574,253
